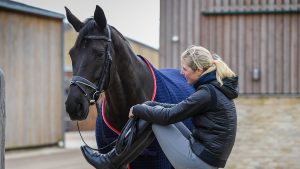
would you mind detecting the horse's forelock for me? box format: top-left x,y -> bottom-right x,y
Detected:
75,18 -> 107,47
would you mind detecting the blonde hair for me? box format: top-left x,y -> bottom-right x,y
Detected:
181,45 -> 236,86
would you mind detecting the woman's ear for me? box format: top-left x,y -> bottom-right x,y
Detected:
196,68 -> 203,76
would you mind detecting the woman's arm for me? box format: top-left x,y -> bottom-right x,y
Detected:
132,87 -> 211,125
143,101 -> 176,108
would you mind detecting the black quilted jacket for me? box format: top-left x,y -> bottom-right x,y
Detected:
132,76 -> 238,168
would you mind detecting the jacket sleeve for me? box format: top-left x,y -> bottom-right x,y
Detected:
143,101 -> 176,108
132,87 -> 211,125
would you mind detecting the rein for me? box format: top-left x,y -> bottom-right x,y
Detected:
76,101 -> 138,153
76,102 -> 116,151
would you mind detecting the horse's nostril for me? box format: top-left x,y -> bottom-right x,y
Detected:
78,103 -> 82,111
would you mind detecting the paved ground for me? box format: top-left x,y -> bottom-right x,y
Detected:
5,131 -> 97,169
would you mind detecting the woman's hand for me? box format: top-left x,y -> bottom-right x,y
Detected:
128,106 -> 134,118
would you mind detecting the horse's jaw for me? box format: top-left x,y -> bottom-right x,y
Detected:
68,110 -> 88,121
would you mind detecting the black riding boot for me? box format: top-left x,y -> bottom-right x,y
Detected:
81,119 -> 154,169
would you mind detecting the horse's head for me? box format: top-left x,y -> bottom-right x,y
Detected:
65,6 -> 113,120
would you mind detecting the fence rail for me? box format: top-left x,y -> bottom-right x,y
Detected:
202,0 -> 300,15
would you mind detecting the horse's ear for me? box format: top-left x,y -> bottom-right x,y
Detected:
94,5 -> 107,30
65,6 -> 83,32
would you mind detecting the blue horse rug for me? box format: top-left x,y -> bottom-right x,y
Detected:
95,56 -> 195,169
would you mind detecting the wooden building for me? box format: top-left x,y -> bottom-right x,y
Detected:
0,1 -> 64,149
160,0 -> 300,94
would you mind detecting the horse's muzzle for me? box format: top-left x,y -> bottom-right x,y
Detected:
65,96 -> 89,121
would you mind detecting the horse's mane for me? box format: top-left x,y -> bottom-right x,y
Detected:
110,25 -> 134,50
109,25 -> 128,43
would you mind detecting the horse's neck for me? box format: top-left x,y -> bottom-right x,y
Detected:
104,43 -> 154,130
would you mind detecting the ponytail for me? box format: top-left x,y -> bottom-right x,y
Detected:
212,54 -> 236,86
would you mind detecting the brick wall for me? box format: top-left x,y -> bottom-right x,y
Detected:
226,96 -> 300,169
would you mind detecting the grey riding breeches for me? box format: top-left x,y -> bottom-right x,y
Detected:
152,122 -> 218,169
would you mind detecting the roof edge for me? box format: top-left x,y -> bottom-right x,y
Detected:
0,1 -> 64,19
126,37 -> 158,51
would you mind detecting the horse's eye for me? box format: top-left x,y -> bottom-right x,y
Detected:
93,49 -> 105,56
97,52 -> 105,59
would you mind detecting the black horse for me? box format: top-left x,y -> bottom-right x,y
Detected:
65,6 -> 194,169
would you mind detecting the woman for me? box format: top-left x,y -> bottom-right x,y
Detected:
81,46 -> 238,169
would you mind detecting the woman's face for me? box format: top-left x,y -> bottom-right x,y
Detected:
180,58 -> 203,84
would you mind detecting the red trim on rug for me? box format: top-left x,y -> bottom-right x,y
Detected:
100,56 -> 157,169
101,97 -> 121,135
143,57 -> 157,101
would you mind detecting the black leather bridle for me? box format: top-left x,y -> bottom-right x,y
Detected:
70,25 -> 112,105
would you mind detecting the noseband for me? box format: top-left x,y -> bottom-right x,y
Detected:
70,25 -> 112,105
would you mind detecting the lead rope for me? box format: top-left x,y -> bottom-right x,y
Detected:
77,122 -> 116,151
76,102 -> 137,154
77,102 -> 116,151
